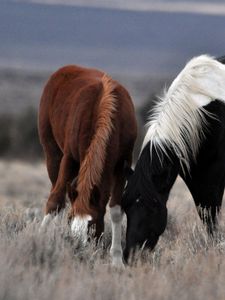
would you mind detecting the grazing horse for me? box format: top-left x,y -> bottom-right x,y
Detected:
122,55 -> 225,261
38,65 -> 137,266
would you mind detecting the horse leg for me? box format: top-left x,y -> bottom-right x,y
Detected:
45,154 -> 78,214
41,148 -> 63,227
45,145 -> 63,190
87,186 -> 109,241
71,187 -> 107,244
184,166 -> 225,235
109,164 -> 126,267
94,210 -> 105,240
39,124 -> 64,227
194,185 -> 224,235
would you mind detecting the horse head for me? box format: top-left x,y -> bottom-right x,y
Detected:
122,144 -> 179,262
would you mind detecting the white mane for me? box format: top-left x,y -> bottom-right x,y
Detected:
142,54 -> 225,171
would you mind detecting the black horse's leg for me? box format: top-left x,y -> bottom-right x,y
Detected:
183,166 -> 225,236
193,186 -> 223,235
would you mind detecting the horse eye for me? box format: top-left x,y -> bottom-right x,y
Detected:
136,199 -> 140,203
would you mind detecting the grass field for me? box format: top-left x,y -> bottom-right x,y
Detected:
1,160 -> 225,300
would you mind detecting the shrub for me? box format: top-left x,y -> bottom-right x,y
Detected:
0,114 -> 12,156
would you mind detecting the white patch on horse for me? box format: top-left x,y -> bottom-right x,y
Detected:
110,205 -> 124,267
71,215 -> 92,244
142,54 -> 225,171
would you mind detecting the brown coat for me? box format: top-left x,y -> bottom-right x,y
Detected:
39,65 -> 137,236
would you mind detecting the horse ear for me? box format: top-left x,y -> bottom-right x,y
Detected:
90,186 -> 100,208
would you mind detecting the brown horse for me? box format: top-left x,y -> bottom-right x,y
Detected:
38,65 -> 137,266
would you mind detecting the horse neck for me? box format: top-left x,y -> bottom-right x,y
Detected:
137,142 -> 180,204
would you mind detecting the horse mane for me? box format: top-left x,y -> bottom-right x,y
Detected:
141,55 -> 225,171
74,74 -> 117,217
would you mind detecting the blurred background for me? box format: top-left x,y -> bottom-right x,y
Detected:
1,0 -> 225,160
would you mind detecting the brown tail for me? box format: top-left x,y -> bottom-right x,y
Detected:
73,74 -> 117,217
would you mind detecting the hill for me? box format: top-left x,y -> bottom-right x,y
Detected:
1,2 -> 225,75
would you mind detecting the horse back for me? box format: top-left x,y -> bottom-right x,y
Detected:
39,65 -> 137,164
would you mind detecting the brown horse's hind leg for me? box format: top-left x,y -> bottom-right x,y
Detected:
45,144 -> 63,189
46,154 -> 78,214
39,118 -> 63,188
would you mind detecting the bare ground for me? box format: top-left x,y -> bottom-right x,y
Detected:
0,160 -> 225,300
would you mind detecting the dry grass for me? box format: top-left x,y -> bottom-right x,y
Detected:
1,160 -> 225,300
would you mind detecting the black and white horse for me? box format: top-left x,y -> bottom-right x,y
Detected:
122,55 -> 225,261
